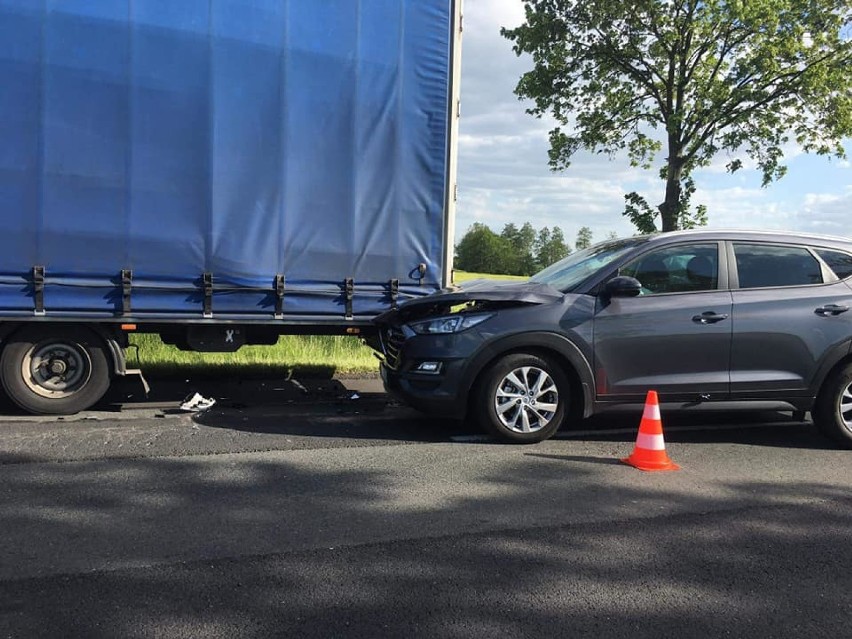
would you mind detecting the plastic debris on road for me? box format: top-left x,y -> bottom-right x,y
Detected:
179,392 -> 216,412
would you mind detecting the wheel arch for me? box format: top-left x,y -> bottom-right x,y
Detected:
463,332 -> 595,420
812,338 -> 852,402
0,322 -> 127,377
812,348 -> 852,448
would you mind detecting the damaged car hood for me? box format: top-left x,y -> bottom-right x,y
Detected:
374,279 -> 564,325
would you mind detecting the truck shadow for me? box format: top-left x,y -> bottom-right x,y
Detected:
0,453 -> 849,638
193,400 -> 469,442
112,373 -> 473,442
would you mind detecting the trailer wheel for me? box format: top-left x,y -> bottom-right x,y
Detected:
1,326 -> 111,415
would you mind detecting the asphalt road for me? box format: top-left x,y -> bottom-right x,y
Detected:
0,376 -> 849,638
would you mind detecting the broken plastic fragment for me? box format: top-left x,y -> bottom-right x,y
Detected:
180,392 -> 216,412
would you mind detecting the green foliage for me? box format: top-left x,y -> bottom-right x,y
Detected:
575,226 -> 593,250
500,222 -> 539,275
536,226 -> 572,269
455,222 -> 579,275
503,0 -> 852,232
455,223 -> 517,274
624,192 -> 659,234
625,174 -> 707,232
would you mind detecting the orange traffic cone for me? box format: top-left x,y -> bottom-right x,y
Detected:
621,390 -> 680,472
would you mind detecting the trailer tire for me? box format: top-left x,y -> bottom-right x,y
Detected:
0,326 -> 111,415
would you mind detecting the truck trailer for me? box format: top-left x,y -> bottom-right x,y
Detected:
0,0 -> 461,414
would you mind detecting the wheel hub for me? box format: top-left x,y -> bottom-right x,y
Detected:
23,341 -> 92,398
494,365 -> 559,434
48,359 -> 67,376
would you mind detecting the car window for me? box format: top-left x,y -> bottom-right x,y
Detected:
619,243 -> 719,295
530,237 -> 649,291
815,249 -> 852,280
734,243 -> 823,288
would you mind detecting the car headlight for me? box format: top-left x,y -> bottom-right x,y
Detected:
407,313 -> 493,335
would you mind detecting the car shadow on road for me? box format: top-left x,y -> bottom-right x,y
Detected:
562,411 -> 838,451
525,453 -> 623,466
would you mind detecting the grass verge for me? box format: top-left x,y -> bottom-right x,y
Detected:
128,334 -> 378,378
453,270 -> 527,282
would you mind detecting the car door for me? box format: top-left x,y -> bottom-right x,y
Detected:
593,242 -> 733,401
728,242 -> 852,398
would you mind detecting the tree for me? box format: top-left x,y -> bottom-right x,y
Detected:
501,222 -> 538,275
498,222 -> 521,274
503,0 -> 852,232
534,226 -> 551,270
575,226 -> 593,250
536,226 -> 572,268
455,223 -> 515,274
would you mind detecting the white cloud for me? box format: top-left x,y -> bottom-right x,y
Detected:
795,192 -> 852,238
691,186 -> 852,240
693,186 -> 794,229
463,0 -> 526,35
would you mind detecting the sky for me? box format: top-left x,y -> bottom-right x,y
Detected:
455,0 -> 852,246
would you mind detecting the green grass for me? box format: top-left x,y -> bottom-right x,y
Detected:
453,270 -> 528,283
128,333 -> 378,378
130,270 -> 523,377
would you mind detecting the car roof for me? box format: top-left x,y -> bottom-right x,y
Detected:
639,229 -> 852,250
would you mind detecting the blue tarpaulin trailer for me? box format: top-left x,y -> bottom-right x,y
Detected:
0,0 -> 461,413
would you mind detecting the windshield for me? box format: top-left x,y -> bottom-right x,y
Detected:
530,237 -> 649,291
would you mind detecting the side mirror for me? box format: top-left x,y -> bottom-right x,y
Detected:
603,276 -> 642,298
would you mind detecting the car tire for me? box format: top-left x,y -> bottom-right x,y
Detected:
0,326 -> 111,415
812,361 -> 852,449
476,352 -> 570,444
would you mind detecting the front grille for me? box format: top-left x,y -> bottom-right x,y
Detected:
381,326 -> 406,370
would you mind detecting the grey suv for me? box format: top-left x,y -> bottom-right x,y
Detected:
375,230 -> 852,448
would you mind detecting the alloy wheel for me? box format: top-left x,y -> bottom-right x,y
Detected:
493,365 -> 560,434
841,381 -> 852,432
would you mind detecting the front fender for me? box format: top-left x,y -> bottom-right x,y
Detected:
460,331 -> 596,418
810,337 -> 852,398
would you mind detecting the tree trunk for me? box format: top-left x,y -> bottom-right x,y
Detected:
659,141 -> 685,232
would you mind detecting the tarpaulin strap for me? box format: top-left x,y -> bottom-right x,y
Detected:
202,272 -> 213,318
344,278 -> 354,320
121,269 -> 132,316
389,279 -> 399,309
32,266 -> 45,316
274,274 -> 285,319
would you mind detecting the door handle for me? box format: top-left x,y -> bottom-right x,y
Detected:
692,311 -> 729,324
815,304 -> 849,316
